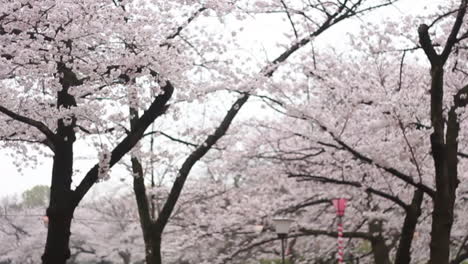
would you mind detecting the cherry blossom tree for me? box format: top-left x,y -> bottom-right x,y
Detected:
9,1 -> 464,264
118,0 -> 400,263
416,1 -> 468,263
223,1 -> 468,263
0,0 -> 206,262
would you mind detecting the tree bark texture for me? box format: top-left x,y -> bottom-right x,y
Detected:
40,70 -> 173,263
42,67 -> 77,264
428,66 -> 458,264
394,189 -> 423,264
417,2 -> 467,261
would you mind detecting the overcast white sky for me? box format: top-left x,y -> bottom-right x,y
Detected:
0,0 -> 446,199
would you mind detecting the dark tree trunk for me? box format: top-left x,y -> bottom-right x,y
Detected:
369,220 -> 391,264
40,64 -> 173,263
41,208 -> 74,264
130,94 -> 248,264
42,68 -> 77,264
150,236 -> 162,264
428,66 -> 459,264
41,140 -> 76,264
417,4 -> 467,261
132,153 -> 162,264
133,159 -> 162,264
130,107 -> 163,264
42,124 -> 75,264
394,189 -> 423,264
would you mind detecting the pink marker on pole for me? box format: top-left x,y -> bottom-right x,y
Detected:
333,198 -> 347,263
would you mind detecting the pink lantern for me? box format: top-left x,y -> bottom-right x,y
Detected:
332,198 -> 347,263
333,198 -> 347,217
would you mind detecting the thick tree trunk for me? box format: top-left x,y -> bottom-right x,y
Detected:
42,68 -> 77,264
41,210 -> 74,263
429,125 -> 458,264
394,189 -> 423,264
150,236 -> 162,264
429,196 -> 455,264
42,140 -> 75,264
418,4 -> 467,261
428,66 -> 459,264
39,63 -> 173,264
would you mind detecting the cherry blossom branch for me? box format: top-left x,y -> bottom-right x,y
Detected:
0,104 -> 56,147
148,0 -> 381,237
394,113 -> 423,182
441,0 -> 467,62
0,137 -> 54,151
143,130 -> 198,148
298,228 -> 373,240
419,0 -> 468,65
333,137 -> 435,197
164,7 -> 207,42
397,50 -> 406,91
279,0 -> 299,38
76,125 -> 123,135
428,9 -> 460,28
418,24 -> 439,65
71,81 -> 174,206
289,173 -> 410,210
80,6 -> 207,98
264,0 -> 394,77
253,147 -> 325,161
154,93 -> 249,233
278,198 -> 331,214
313,121 -> 436,197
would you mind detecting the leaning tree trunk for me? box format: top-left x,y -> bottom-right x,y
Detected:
394,189 -> 423,264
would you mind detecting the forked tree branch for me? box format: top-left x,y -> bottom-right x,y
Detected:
72,81 -> 174,206
313,120 -> 436,198
441,0 -> 468,62
0,105 -> 56,148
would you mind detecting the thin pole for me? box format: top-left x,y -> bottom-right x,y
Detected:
337,216 -> 344,263
281,237 -> 285,264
